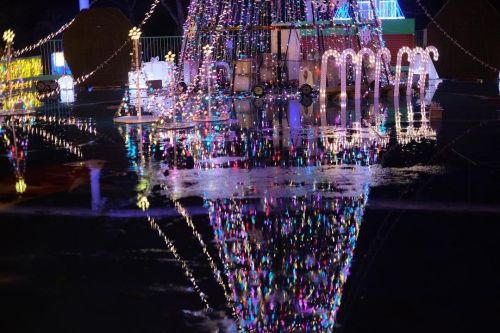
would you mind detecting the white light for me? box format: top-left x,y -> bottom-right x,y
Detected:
53,52 -> 66,67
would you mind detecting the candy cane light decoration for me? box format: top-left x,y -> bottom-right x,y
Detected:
394,46 -> 412,98
320,49 -> 341,104
355,48 -> 375,100
407,47 -> 425,97
341,48 -> 358,104
374,48 -> 391,99
420,46 -> 440,96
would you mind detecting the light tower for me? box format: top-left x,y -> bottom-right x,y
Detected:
177,0 -> 393,96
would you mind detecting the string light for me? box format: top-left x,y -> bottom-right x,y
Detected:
13,19 -> 76,58
173,200 -> 243,330
416,0 -> 498,73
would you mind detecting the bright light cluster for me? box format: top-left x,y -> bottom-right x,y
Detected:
165,51 -> 176,63
129,27 -> 142,41
394,45 -> 439,97
3,29 -> 15,43
0,56 -> 43,81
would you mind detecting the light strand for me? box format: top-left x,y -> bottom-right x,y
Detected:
416,0 -> 498,73
13,19 -> 76,58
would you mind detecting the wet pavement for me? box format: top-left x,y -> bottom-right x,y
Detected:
0,81 -> 499,332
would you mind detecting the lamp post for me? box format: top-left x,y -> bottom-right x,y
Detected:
129,27 -> 142,119
3,29 -> 15,109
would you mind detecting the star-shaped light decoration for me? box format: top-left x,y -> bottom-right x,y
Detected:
128,27 -> 142,41
165,51 -> 176,63
202,44 -> 213,57
3,29 -> 15,43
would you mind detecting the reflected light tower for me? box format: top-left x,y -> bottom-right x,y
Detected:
86,160 -> 105,211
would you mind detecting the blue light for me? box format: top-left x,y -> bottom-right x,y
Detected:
334,0 -> 405,21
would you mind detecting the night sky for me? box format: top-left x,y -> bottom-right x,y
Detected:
0,0 -> 490,48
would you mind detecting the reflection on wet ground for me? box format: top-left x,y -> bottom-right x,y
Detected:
1,82 -> 499,332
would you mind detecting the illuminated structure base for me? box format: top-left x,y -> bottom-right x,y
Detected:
156,122 -> 196,130
113,115 -> 159,124
0,109 -> 36,117
192,114 -> 230,123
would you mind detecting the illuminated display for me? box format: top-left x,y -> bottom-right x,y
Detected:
334,0 -> 405,20
0,56 -> 43,81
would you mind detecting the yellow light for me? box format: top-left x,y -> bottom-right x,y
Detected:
16,178 -> 27,194
3,29 -> 15,43
165,51 -> 176,63
128,27 -> 142,40
137,195 -> 150,211
0,56 -> 43,81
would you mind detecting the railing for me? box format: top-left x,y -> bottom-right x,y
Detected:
38,36 -> 184,75
39,39 -> 65,76
141,36 -> 183,63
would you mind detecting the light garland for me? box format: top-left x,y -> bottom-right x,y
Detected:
139,0 -> 161,28
13,19 -> 76,58
416,0 -> 498,73
11,0 -> 103,58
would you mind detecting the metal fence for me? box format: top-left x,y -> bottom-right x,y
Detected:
39,36 -> 184,75
141,36 -> 183,63
39,39 -> 65,76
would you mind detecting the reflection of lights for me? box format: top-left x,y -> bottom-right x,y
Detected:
147,216 -> 210,310
15,177 -> 26,194
137,195 -> 150,211
208,194 -> 368,331
174,200 -> 241,327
